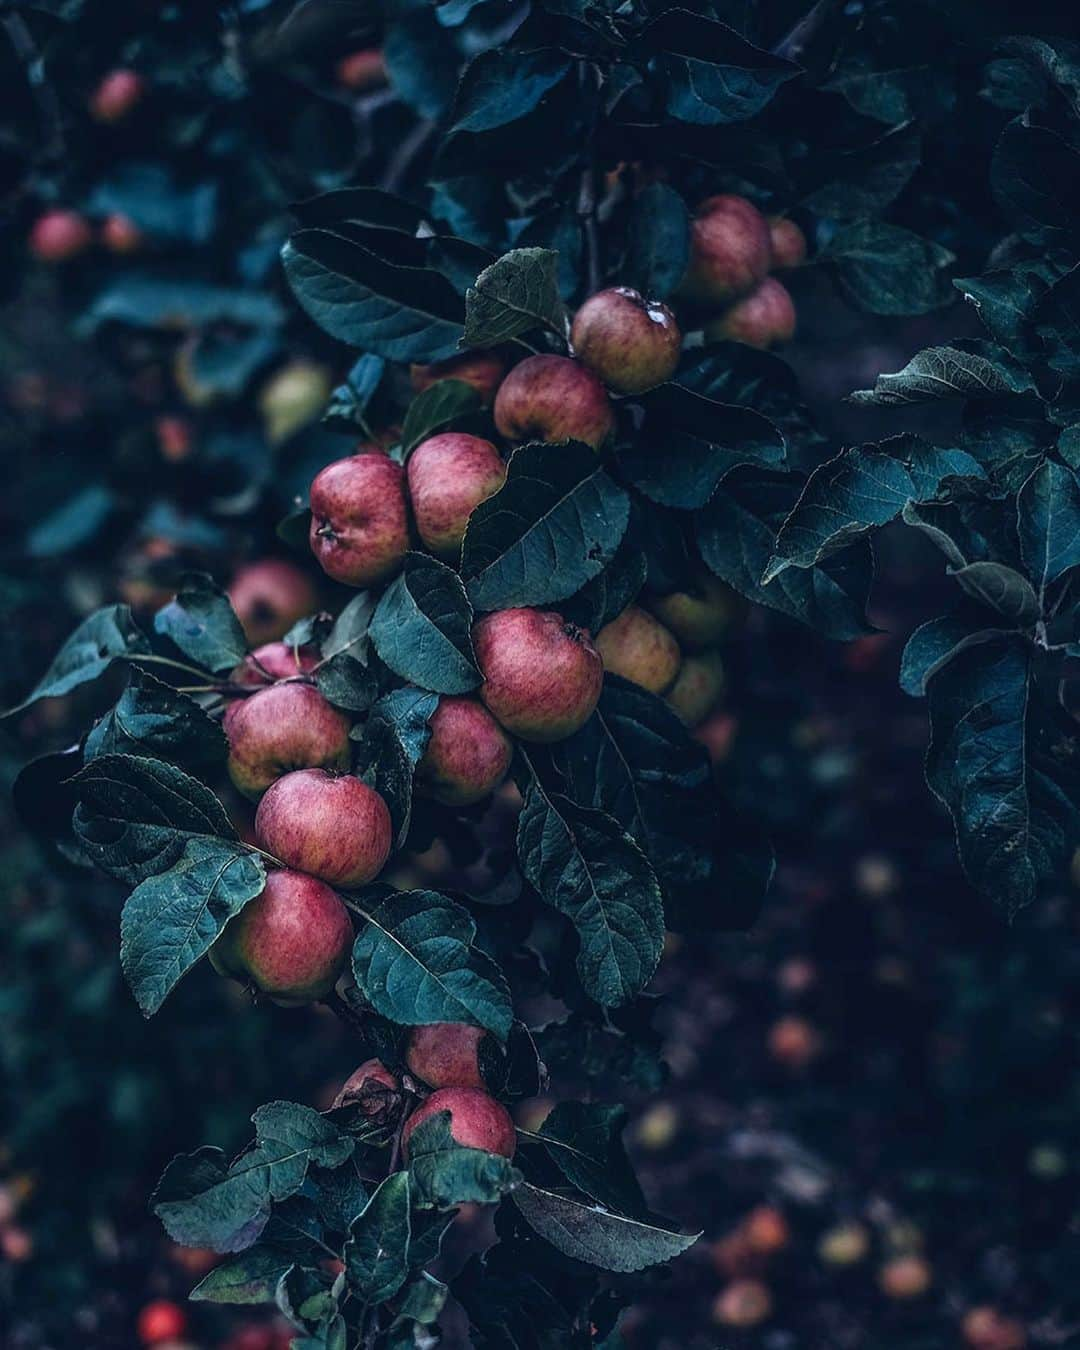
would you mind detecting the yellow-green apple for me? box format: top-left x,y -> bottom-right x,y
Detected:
596,605 -> 681,694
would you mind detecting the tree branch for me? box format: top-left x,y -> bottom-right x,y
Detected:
772,0 -> 840,63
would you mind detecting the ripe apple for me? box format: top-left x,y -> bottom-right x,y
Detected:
473,607 -> 603,742
878,1254 -> 932,1299
595,605 -> 681,695
401,1087 -> 516,1159
155,415 -> 192,463
711,1279 -> 772,1329
29,210 -> 93,263
101,213 -> 143,254
137,1300 -> 187,1345
570,287 -> 682,394
644,572 -> 739,649
210,868 -> 353,1006
89,69 -> 146,123
258,360 -> 333,445
493,354 -> 615,449
962,1307 -> 1027,1350
309,453 -> 410,587
406,433 -> 506,560
678,194 -> 772,305
332,1058 -> 401,1120
767,1014 -> 821,1069
234,641 -> 320,686
405,1022 -> 489,1089
416,695 -> 512,805
255,769 -> 392,887
665,651 -> 724,726
704,277 -> 796,350
229,559 -> 320,647
410,350 -> 507,404
743,1205 -> 789,1255
336,48 -> 388,92
768,216 -> 808,270
224,681 -> 351,799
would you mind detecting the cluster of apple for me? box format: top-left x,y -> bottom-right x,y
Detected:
677,193 -> 806,351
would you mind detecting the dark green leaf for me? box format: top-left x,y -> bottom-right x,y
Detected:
370,554 -> 481,694
625,184 -> 690,301
86,669 -> 225,769
462,248 -> 567,348
406,1112 -> 521,1209
511,1184 -> 698,1272
344,1172 -> 411,1304
353,688 -> 438,844
1018,459 -> 1080,592
5,605 -> 149,717
401,379 -> 483,455
451,49 -> 572,134
848,342 -> 1036,406
190,1246 -> 295,1304
899,614 -> 1013,697
536,1102 -> 645,1216
153,574 -> 247,675
951,562 -> 1039,624
824,221 -> 955,316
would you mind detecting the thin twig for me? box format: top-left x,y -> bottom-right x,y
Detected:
576,61 -> 601,296
379,118 -> 436,195
1,7 -> 65,162
772,0 -> 840,62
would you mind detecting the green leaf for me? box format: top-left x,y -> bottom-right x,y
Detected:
324,354 -> 386,434
1033,264 -> 1080,381
462,248 -> 567,348
70,754 -> 235,884
461,441 -> 630,611
625,184 -> 690,301
991,114 -> 1080,248
152,1104 -> 354,1252
824,220 -> 956,316
848,342 -> 1037,406
353,688 -> 438,845
950,562 -> 1039,624
395,1272 -> 448,1325
804,122 -> 921,220
81,278 -> 284,334
536,1102 -> 646,1216
321,593 -> 377,662
451,49 -> 572,134
351,890 -> 513,1040
26,483 -> 115,558
85,668 -> 226,769
517,776 -> 663,1008
5,605 -> 149,717
282,232 -> 464,362
153,573 -> 247,675
1018,459 -> 1080,592
87,162 -> 217,243
899,614 -> 1013,697
370,554 -> 481,694
190,1246 -> 294,1304
120,838 -> 265,1016
511,1184 -> 699,1272
315,593 -> 379,712
401,379 -> 483,455
344,1172 -> 411,1304
406,1112 -> 521,1209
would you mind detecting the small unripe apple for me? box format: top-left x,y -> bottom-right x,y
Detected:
255,769 -> 392,887
678,195 -> 771,305
704,277 -> 796,350
258,360 -> 333,445
309,453 -> 410,587
402,1087 -> 516,1159
768,1014 -> 821,1069
89,69 -> 146,123
224,682 -> 352,799
410,350 -> 507,404
229,559 -> 320,647
664,650 -> 724,726
711,1279 -> 772,1329
336,48 -> 388,92
137,1300 -> 187,1345
633,1100 -> 679,1150
644,573 -> 739,649
101,213 -> 143,254
570,287 -> 681,395
962,1306 -> 1027,1350
416,695 -> 512,805
878,1254 -> 932,1300
473,607 -> 603,742
29,209 -> 93,263
817,1220 -> 870,1266
406,433 -> 506,561
493,354 -> 615,449
406,1022 -> 490,1089
234,641 -> 320,686
743,1205 -> 789,1255
768,216 -> 808,270
332,1058 -> 401,1121
210,868 -> 353,1005
596,606 -> 681,695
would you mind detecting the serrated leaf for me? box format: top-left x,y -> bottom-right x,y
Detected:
395,1272 -> 448,1325
517,775 -> 663,1008
321,592 -> 376,662
191,1247 -> 294,1304
954,264 -> 1057,355
536,1102 -> 646,1217
353,688 -> 438,845
462,248 -> 567,348
1032,264 -> 1080,381
824,220 -> 956,316
511,1184 -> 699,1272
950,562 -> 1039,624
344,1172 -> 411,1304
370,554 -> 480,694
70,754 -> 235,884
406,1112 -> 521,1209
899,614 -> 1013,697
121,838 -> 265,1016
85,668 -> 226,769
5,605 -> 149,717
848,342 -> 1036,406
1017,458 -> 1080,593
401,379 -> 482,455
461,441 -> 629,611
450,49 -> 572,134
351,890 -> 512,1040
153,573 -> 247,674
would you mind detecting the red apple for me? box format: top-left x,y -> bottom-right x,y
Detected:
255,768 -> 392,887
768,1014 -> 821,1069
406,433 -> 506,561
665,651 -> 724,726
570,287 -> 682,394
644,572 -> 739,649
473,607 -> 603,742
704,277 -> 796,350
89,69 -> 146,123
155,415 -> 192,463
332,1058 -> 401,1121
137,1300 -> 187,1345
410,350 -> 507,404
711,1279 -> 772,1328
768,216 -> 808,270
678,195 -> 772,306
878,1254 -> 932,1299
336,48 -> 388,92
743,1205 -> 789,1255
224,681 -> 352,799
405,1022 -> 488,1089
210,868 -> 353,1006
416,695 -> 512,805
309,453 -> 410,587
596,605 -> 682,694
402,1087 -> 516,1159
29,210 -> 93,263
228,559 -> 320,647
493,354 -> 615,449
233,641 -> 320,686
962,1307 -> 1027,1350
101,213 -> 143,254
